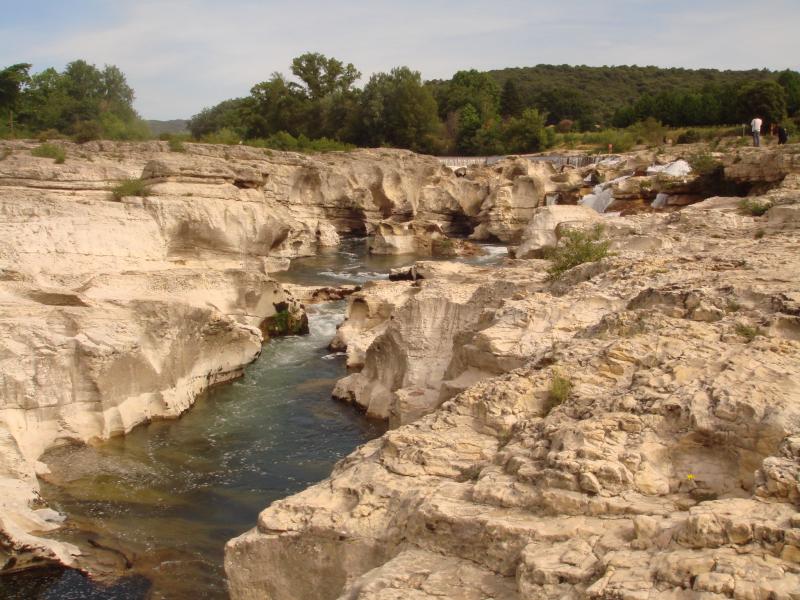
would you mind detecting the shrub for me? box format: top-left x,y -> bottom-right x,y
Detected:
261,309 -> 309,336
689,152 -> 722,175
546,371 -> 572,413
72,120 -> 104,143
726,299 -> 741,313
677,129 -> 702,144
31,143 -> 66,164
248,132 -> 355,153
735,323 -> 763,342
0,147 -> 11,161
754,229 -> 765,239
168,137 -> 186,152
738,198 -> 771,216
546,225 -> 610,280
99,113 -> 151,141
629,118 -> 667,146
36,128 -> 64,142
111,178 -> 151,200
201,127 -> 241,145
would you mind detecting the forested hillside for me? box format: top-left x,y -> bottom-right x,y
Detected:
2,57 -> 798,155
478,64 -> 780,125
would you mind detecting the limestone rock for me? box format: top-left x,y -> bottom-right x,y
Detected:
228,179 -> 800,600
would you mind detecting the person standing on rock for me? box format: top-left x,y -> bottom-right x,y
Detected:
776,123 -> 789,145
751,116 -> 763,147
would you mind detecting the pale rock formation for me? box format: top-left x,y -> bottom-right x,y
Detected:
227,179 -> 800,600
369,219 -> 485,258
723,145 -> 800,184
0,139 -> 484,566
515,205 -> 604,258
469,159 -> 562,242
329,280 -> 417,369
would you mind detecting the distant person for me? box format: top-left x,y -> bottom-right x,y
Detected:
751,116 -> 763,147
777,123 -> 789,145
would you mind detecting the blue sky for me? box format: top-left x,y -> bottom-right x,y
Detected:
2,0 -> 798,119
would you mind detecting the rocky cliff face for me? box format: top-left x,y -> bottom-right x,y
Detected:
226,158 -> 800,599
0,140 -> 481,568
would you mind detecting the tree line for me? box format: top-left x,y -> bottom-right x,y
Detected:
0,60 -> 148,142
2,56 -> 799,155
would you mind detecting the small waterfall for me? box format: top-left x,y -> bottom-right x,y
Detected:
646,159 -> 692,177
652,193 -> 669,209
579,175 -> 630,214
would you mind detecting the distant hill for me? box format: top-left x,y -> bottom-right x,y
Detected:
485,64 -> 775,122
146,119 -> 189,135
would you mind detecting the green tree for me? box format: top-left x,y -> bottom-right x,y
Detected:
248,74 -> 309,137
189,97 -> 251,139
290,52 -> 360,100
777,70 -> 800,115
499,79 -> 523,118
358,67 -> 442,154
456,103 -> 482,154
0,63 -> 32,132
737,80 -> 787,126
502,108 -> 548,154
437,69 -> 500,121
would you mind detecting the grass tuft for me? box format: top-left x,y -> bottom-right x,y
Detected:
738,199 -> 771,216
735,323 -> 763,343
111,178 -> 151,200
546,371 -> 573,414
31,143 -> 66,164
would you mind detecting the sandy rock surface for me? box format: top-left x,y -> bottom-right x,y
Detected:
227,165 -> 800,600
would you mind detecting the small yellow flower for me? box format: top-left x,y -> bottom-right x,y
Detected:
686,474 -> 695,480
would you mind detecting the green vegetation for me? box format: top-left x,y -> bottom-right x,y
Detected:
726,299 -> 741,313
735,323 -> 764,343
738,198 -> 772,216
161,133 -> 188,152
546,225 -> 610,280
3,56 -> 800,155
1,60 -> 149,142
249,132 -> 354,153
262,309 -> 309,337
31,143 -> 66,163
546,371 -> 572,413
111,178 -> 151,200
689,152 -> 722,176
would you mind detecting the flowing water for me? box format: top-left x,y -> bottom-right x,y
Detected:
0,239 -> 507,600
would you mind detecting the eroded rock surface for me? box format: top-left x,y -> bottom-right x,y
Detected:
227,171 -> 800,599
0,140 -> 482,567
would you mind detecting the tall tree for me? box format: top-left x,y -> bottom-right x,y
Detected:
0,63 -> 31,131
290,52 -> 360,100
499,79 -> 523,118
777,70 -> 800,116
437,69 -> 500,121
358,67 -> 441,153
737,80 -> 787,125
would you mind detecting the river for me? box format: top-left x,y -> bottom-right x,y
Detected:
0,239 -> 506,600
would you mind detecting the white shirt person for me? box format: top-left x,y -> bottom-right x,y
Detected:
751,117 -> 763,147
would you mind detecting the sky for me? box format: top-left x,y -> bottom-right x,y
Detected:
1,0 -> 799,120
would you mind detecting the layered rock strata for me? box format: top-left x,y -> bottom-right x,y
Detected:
227,173 -> 800,599
0,139 -> 482,567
